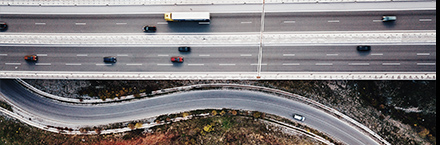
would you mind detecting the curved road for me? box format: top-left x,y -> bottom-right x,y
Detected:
0,79 -> 379,145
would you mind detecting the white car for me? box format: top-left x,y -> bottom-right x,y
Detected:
293,114 -> 305,122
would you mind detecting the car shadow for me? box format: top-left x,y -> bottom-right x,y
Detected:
357,51 -> 371,56
383,21 -> 396,28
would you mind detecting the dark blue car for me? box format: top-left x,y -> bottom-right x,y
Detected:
103,56 -> 117,63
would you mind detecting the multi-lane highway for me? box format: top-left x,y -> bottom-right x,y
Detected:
0,10 -> 436,33
0,79 -> 380,145
0,45 -> 435,72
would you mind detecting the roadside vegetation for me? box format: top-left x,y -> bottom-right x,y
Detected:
0,108 -> 324,145
21,79 -> 437,144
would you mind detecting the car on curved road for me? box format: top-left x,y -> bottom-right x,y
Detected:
293,114 -> 306,122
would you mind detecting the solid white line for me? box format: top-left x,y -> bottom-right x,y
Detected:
283,21 -> 296,23
417,63 -> 435,65
241,21 -> 252,24
188,64 -> 204,66
37,54 -> 47,56
75,23 -> 86,25
327,20 -> 340,23
219,64 -> 236,66
417,53 -> 430,56
282,63 -> 300,65
199,54 -> 210,57
326,54 -> 339,56
283,54 -> 295,56
35,23 -> 46,25
116,23 -> 127,25
126,63 -> 142,66
240,54 -> 252,56
315,63 -> 333,66
157,22 -> 168,25
157,64 -> 172,66
117,54 -> 128,56
65,63 -> 81,66
349,63 -> 370,66
36,63 -> 51,66
382,63 -> 400,66
370,53 -> 383,56
5,63 -> 21,65
96,64 -> 112,66
419,18 -> 432,22
251,63 -> 267,65
0,54 -> 7,56
157,54 -> 169,57
76,54 -> 88,57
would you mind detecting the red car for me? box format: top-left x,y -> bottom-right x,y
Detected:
171,56 -> 184,63
24,55 -> 38,62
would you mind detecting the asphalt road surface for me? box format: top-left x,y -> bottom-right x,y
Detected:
0,45 -> 435,72
0,79 -> 380,145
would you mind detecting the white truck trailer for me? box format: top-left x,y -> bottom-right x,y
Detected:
164,12 -> 210,22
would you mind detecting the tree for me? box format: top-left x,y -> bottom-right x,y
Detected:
135,122 -> 143,129
128,123 -> 135,130
211,110 -> 217,116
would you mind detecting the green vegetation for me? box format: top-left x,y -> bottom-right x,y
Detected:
0,101 -> 12,112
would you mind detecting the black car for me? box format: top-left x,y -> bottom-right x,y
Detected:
143,25 -> 157,32
178,46 -> 191,52
0,22 -> 7,31
357,45 -> 371,51
103,56 -> 117,63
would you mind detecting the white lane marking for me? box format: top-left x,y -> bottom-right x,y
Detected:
0,54 -> 7,56
219,64 -> 236,66
315,63 -> 333,66
370,53 -> 383,56
199,54 -> 210,57
116,23 -> 127,25
157,22 -> 168,25
241,21 -> 252,24
373,20 -> 382,22
283,21 -> 296,23
36,63 -> 51,66
417,63 -> 435,65
66,63 -> 81,66
349,63 -> 370,66
282,63 -> 300,65
283,54 -> 295,56
76,54 -> 88,57
96,64 -> 112,66
75,23 -> 86,25
37,54 -> 47,56
251,63 -> 267,65
188,64 -> 204,66
327,20 -> 340,23
35,23 -> 46,25
382,63 -> 400,66
199,22 -> 210,25
117,54 -> 128,56
419,18 -> 432,22
126,63 -> 142,66
157,54 -> 169,57
326,54 -> 339,56
240,54 -> 252,56
417,53 -> 430,56
157,64 -> 172,66
5,63 -> 21,65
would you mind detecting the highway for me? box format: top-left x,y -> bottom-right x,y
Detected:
0,45 -> 435,72
0,79 -> 379,145
0,10 -> 435,33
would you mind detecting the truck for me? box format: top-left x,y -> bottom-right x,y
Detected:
164,12 -> 210,22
